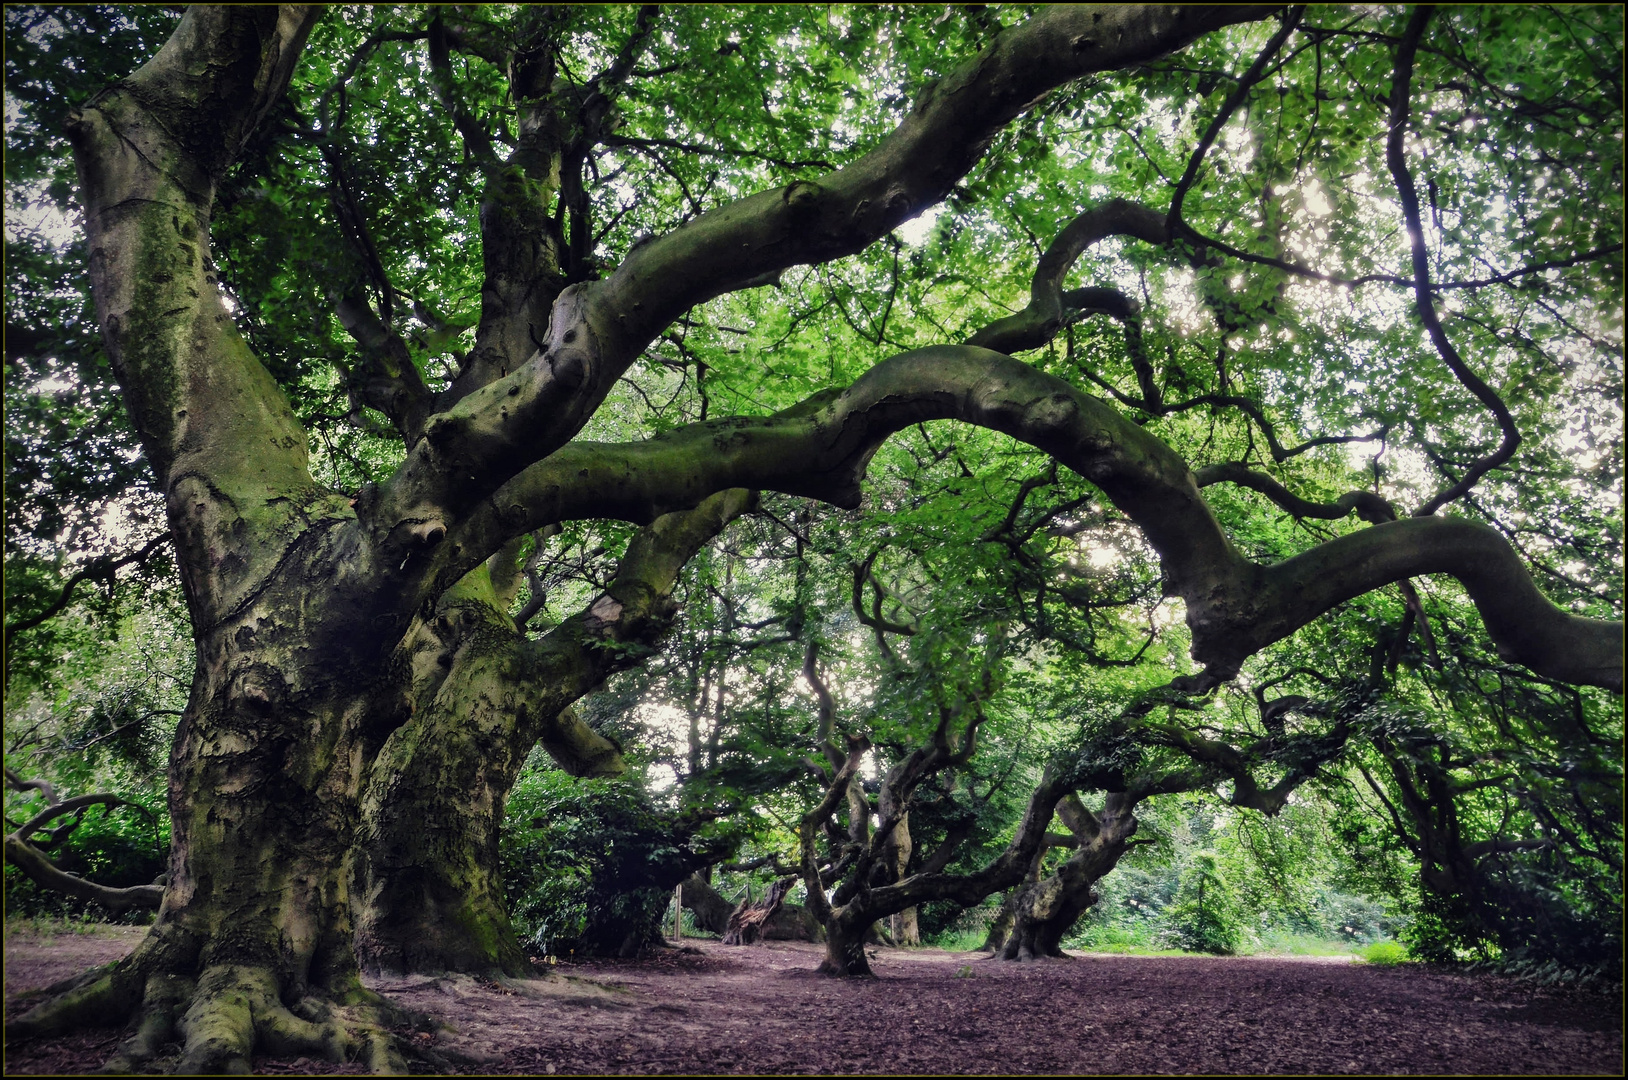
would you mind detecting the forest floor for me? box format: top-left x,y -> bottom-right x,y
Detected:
3,923 -> 1621,1075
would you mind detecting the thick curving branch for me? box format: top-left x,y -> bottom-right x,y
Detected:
371,5 -> 1282,540
968,200 -> 1172,355
523,486 -> 759,769
437,346 -> 1622,693
4,532 -> 171,643
1241,516 -> 1621,691
3,836 -> 163,913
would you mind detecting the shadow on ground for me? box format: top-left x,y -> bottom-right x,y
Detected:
4,928 -> 1620,1074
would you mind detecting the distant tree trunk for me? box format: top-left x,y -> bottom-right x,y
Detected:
891,907 -> 921,947
722,876 -> 796,945
764,902 -> 825,942
878,808 -> 920,945
680,873 -> 737,935
1000,792 -> 1141,961
817,906 -> 876,977
980,842 -> 1048,954
801,746 -> 1075,976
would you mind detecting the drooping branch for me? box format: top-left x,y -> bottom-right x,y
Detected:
1174,227 -> 1623,294
1239,515 -> 1621,692
436,346 -> 1621,693
4,768 -> 56,806
3,775 -> 163,913
3,836 -> 164,913
963,196 -> 1382,468
1141,713 -> 1353,816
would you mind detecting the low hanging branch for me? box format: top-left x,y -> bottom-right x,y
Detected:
3,769 -> 163,914
438,344 -> 1623,694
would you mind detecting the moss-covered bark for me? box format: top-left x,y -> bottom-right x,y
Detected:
354,491 -> 752,976
19,9 -> 425,1070
999,794 -> 1141,961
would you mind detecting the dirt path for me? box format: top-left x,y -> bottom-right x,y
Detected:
4,929 -> 1620,1074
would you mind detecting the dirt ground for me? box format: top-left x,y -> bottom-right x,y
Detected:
3,925 -> 1621,1075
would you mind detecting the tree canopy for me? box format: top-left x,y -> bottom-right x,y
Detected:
3,3 -> 1621,1072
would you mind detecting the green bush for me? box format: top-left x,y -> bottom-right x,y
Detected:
1359,940 -> 1409,965
923,928 -> 988,952
1070,921 -> 1167,952
502,768 -> 729,957
1164,851 -> 1248,955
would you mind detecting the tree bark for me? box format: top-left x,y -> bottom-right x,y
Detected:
679,873 -> 736,935
353,491 -> 752,975
816,907 -> 877,978
20,8 -> 423,1071
722,876 -> 796,945
1001,793 -> 1141,961
878,806 -> 918,946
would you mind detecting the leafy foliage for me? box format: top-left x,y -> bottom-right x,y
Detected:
502,764 -> 738,958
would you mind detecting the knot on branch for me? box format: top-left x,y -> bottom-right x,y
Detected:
782,180 -> 824,213
585,593 -> 625,629
405,519 -> 447,548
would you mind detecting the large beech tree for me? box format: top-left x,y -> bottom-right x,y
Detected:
5,2 -> 1621,1072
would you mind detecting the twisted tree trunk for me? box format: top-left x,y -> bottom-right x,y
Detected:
1000,794 -> 1141,960
12,9 -> 419,1070
17,2 -> 1618,1069
353,491 -> 750,976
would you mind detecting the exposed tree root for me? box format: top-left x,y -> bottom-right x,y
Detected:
98,972 -> 188,1072
3,957 -> 458,1075
4,963 -> 143,1044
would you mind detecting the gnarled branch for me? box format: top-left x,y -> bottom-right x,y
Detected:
437,346 -> 1622,693
3,774 -> 163,913
371,5 -> 1281,548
